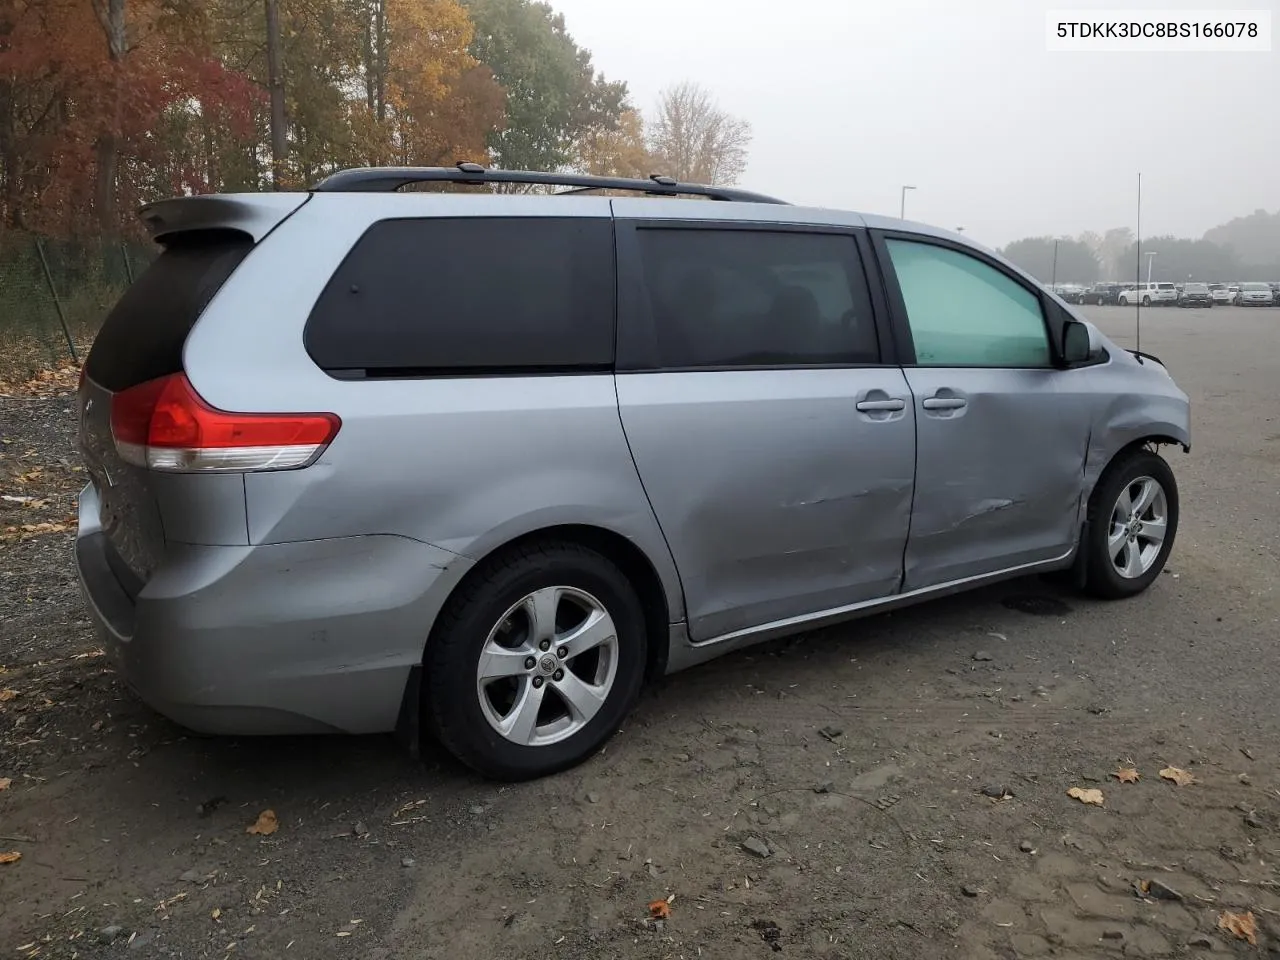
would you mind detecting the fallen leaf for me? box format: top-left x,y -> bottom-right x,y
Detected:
0,851 -> 21,865
336,931 -> 352,937
1114,768 -> 1140,784
1067,787 -> 1104,806
0,778 -> 11,790
1218,910 -> 1258,945
648,899 -> 670,919
1159,766 -> 1197,786
0,690 -> 16,702
246,810 -> 278,836
211,908 -> 221,920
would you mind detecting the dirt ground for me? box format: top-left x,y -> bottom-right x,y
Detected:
3,306 -> 1280,959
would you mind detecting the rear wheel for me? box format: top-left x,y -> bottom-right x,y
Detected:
1081,449 -> 1179,599
1142,295 -> 1152,306
424,541 -> 647,781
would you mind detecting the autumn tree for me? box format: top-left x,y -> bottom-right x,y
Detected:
647,81 -> 751,185
463,0 -> 626,172
575,109 -> 654,179
0,0 -> 260,234
353,0 -> 504,169
265,0 -> 286,187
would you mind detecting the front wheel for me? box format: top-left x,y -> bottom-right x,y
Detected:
1081,449 -> 1179,599
424,541 -> 647,781
1142,296 -> 1152,306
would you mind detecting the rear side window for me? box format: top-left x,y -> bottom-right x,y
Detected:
304,218 -> 616,375
85,231 -> 252,392
631,227 -> 879,369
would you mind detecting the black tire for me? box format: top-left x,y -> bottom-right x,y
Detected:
423,541 -> 647,781
1081,448 -> 1179,600
1142,296 -> 1151,306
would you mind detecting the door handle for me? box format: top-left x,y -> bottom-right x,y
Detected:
922,397 -> 967,411
855,398 -> 906,412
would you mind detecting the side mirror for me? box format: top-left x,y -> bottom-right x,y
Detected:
1062,319 -> 1092,364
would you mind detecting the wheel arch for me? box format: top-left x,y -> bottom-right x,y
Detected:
1075,438 -> 1180,598
440,523 -> 674,678
1085,434 -> 1185,508
395,523 -> 676,756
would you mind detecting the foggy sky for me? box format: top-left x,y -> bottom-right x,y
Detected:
547,0 -> 1278,248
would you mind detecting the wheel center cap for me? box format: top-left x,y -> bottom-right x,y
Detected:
539,655 -> 558,675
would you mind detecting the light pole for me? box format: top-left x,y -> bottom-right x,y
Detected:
900,185 -> 915,219
1144,251 -> 1158,286
955,226 -> 965,233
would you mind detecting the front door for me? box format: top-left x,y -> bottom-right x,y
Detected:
612,213 -> 916,641
872,233 -> 1093,592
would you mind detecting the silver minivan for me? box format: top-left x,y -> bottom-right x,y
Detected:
76,166 -> 1190,780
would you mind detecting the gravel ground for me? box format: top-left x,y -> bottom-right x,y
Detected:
2,306 -> 1280,959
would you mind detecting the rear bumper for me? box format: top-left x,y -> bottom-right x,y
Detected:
76,483 -> 472,735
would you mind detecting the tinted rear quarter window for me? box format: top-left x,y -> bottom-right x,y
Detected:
304,217 -> 616,375
85,230 -> 253,392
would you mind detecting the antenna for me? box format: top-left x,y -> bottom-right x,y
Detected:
1134,172 -> 1143,363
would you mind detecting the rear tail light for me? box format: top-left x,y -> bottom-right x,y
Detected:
109,373 -> 340,473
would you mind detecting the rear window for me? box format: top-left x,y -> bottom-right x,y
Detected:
85,230 -> 253,392
1184,283 -> 1208,292
304,217 -> 616,375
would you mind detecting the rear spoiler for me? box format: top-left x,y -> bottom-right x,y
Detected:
137,193 -> 311,244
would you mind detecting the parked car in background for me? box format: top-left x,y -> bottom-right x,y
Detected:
1177,282 -> 1213,307
71,163 -> 1193,781
1118,282 -> 1177,306
1268,282 -> 1280,303
1051,283 -> 1086,304
1237,282 -> 1275,307
1084,282 -> 1125,305
1226,285 -> 1241,304
1208,283 -> 1233,306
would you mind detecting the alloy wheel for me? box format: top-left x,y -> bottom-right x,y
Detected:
475,586 -> 619,747
1108,476 -> 1169,579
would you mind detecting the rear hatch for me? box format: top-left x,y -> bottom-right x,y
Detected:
79,232 -> 255,593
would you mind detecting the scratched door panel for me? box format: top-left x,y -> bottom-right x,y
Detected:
616,368 -> 916,641
900,367 -> 1090,591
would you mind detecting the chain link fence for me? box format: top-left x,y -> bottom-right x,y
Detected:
0,232 -> 155,378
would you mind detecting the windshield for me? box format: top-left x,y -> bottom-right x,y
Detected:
1184,283 -> 1208,292
1242,283 -> 1270,291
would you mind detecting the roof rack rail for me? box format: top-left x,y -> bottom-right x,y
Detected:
310,162 -> 788,204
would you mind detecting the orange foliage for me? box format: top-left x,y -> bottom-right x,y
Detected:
0,0 -> 263,235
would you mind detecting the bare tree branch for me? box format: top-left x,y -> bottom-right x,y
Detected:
647,81 -> 751,185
